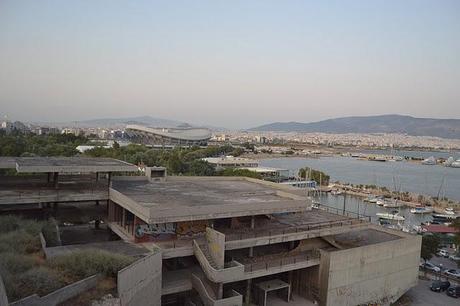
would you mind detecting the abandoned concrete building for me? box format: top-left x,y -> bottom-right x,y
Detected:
0,157 -> 421,306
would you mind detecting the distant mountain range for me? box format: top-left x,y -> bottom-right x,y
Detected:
248,115 -> 460,139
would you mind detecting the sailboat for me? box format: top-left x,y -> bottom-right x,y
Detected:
383,198 -> 403,208
410,205 -> 433,214
422,156 -> 436,165
376,210 -> 405,221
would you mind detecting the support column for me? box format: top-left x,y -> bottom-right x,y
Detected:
122,208 -> 126,228
249,216 -> 255,257
217,283 -> 223,300
53,172 -> 59,189
108,172 -> 112,187
245,279 -> 252,305
288,270 -> 294,300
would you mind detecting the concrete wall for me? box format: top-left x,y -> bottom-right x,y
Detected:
319,234 -> 421,306
10,274 -> 101,306
206,227 -> 226,269
0,274 -> 8,306
118,251 -> 162,306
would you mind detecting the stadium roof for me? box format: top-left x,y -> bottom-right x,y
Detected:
126,125 -> 211,141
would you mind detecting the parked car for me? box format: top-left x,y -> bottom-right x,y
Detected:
422,261 -> 441,272
447,286 -> 460,298
444,269 -> 460,279
437,249 -> 449,258
449,254 -> 460,261
430,280 -> 450,292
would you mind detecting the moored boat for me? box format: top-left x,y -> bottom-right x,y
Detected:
383,199 -> 403,208
376,211 -> 405,221
421,156 -> 436,165
410,205 -> 433,214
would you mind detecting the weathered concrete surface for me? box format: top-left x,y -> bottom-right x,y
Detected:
110,177 -> 310,224
118,251 -> 162,306
319,232 -> 421,306
0,188 -> 108,205
1,157 -> 138,173
206,228 -> 226,269
44,240 -> 149,258
0,274 -> 8,306
10,274 -> 101,306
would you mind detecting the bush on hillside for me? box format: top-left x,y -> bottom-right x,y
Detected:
0,230 -> 41,254
16,267 -> 65,298
0,252 -> 38,275
48,250 -> 135,279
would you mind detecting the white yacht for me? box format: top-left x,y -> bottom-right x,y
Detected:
445,207 -> 455,215
384,199 -> 403,208
445,157 -> 455,167
376,211 -> 405,221
451,159 -> 460,168
376,199 -> 385,206
421,156 -> 436,165
410,205 -> 433,214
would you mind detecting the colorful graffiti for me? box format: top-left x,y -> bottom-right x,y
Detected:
134,220 -> 209,242
176,220 -> 208,237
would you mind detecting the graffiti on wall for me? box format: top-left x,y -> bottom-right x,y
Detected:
176,220 -> 208,237
134,220 -> 209,242
135,223 -> 176,241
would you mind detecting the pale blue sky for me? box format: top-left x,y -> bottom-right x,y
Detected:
0,0 -> 459,128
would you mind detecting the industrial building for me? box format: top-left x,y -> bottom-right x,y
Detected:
125,124 -> 212,147
0,157 -> 421,306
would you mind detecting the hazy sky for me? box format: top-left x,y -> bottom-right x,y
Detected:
1,1 -> 459,129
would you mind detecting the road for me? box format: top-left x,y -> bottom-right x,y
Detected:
430,255 -> 458,271
404,279 -> 458,306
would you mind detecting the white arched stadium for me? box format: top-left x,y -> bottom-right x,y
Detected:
125,125 -> 212,147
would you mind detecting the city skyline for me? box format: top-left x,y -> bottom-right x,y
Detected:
1,1 -> 459,128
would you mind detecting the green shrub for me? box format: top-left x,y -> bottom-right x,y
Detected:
0,215 -> 43,236
16,267 -> 65,298
0,252 -> 38,274
48,250 -> 135,279
0,230 -> 41,254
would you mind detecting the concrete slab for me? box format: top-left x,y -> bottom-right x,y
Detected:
3,157 -> 138,173
44,240 -> 149,258
111,177 -> 310,223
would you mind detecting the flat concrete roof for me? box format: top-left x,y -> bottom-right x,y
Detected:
110,177 -> 310,224
0,157 -> 138,173
329,228 -> 401,249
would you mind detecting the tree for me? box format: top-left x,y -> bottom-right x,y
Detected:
421,234 -> 440,262
450,218 -> 460,256
298,168 -> 330,186
188,160 -> 215,176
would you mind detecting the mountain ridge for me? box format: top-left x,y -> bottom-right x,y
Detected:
248,114 -> 460,139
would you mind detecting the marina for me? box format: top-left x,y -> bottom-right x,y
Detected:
260,155 -> 460,201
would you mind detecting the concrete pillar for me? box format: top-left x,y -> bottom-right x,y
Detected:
288,271 -> 293,300
95,220 -> 100,230
122,208 -> 126,227
47,172 -> 51,183
53,172 -> 59,189
245,279 -> 252,305
217,283 -> 223,300
108,172 -> 112,187
249,216 -> 255,257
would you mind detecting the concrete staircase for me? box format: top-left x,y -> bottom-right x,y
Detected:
191,271 -> 242,306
